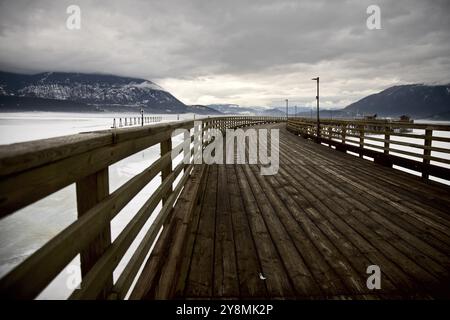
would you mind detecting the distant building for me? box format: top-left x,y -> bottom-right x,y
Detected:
399,115 -> 412,122
364,113 -> 377,120
398,115 -> 413,132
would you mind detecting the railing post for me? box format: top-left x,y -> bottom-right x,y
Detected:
335,123 -> 347,152
359,124 -> 364,157
422,128 -> 432,179
76,168 -> 112,298
341,124 -> 347,144
161,137 -> 173,204
384,125 -> 390,156
328,125 -> 332,147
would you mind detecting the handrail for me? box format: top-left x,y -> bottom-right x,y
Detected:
0,115 -> 284,299
287,117 -> 450,182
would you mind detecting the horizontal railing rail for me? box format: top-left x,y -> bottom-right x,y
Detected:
0,115 -> 284,299
112,116 -> 162,128
287,117 -> 450,181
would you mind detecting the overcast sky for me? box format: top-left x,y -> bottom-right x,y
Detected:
0,0 -> 449,108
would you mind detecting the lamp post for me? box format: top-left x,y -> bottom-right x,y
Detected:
312,77 -> 320,140
285,99 -> 289,119
141,108 -> 144,126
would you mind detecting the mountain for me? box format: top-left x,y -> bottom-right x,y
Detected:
0,71 -> 219,114
186,104 -> 222,115
207,104 -> 285,116
276,106 -> 314,115
342,84 -> 450,119
207,104 -> 256,114
260,108 -> 285,116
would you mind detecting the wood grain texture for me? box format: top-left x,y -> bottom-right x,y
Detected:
144,123 -> 450,299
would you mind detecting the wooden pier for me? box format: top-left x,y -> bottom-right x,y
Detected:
0,116 -> 449,299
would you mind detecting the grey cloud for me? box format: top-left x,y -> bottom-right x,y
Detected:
0,0 -> 449,106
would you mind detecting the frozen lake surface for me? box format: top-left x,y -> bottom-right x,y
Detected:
0,112 -> 196,144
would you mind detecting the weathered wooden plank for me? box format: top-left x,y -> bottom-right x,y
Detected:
225,164 -> 267,298
287,118 -> 450,180
270,132 -> 436,296
256,129 -> 389,296
423,129 -> 433,179
70,162 -> 189,299
161,138 -> 173,205
0,130 -> 172,217
287,118 -> 450,131
0,120 -> 196,178
0,132 -> 112,177
318,166 -> 450,252
254,165 -> 366,296
173,166 -> 210,298
234,165 -> 295,298
0,145 -> 179,300
278,142 -> 446,296
213,165 -> 240,297
280,130 -> 450,215
123,163 -> 194,300
152,165 -> 206,299
275,164 -> 423,295
279,133 -> 450,230
184,165 -> 218,298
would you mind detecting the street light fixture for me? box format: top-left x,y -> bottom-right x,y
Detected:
312,77 -> 320,140
285,99 -> 289,119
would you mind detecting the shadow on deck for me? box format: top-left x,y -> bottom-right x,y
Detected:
132,123 -> 450,300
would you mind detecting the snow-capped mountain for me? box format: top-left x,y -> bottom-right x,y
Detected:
0,71 -> 217,114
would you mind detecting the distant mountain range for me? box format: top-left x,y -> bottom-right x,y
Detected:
341,84 -> 450,119
207,104 -> 285,116
209,84 -> 450,119
1,71 -> 449,119
0,71 -> 219,114
288,84 -> 450,120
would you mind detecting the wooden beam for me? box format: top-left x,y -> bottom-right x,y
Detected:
422,129 -> 432,179
161,138 -> 173,205
76,168 -> 112,299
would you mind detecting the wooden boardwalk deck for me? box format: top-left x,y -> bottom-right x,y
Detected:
133,123 -> 450,300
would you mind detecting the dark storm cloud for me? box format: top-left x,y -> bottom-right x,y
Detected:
0,0 -> 449,106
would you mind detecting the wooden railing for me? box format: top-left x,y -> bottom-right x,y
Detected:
0,116 -> 283,299
112,116 -> 162,128
287,117 -> 450,181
